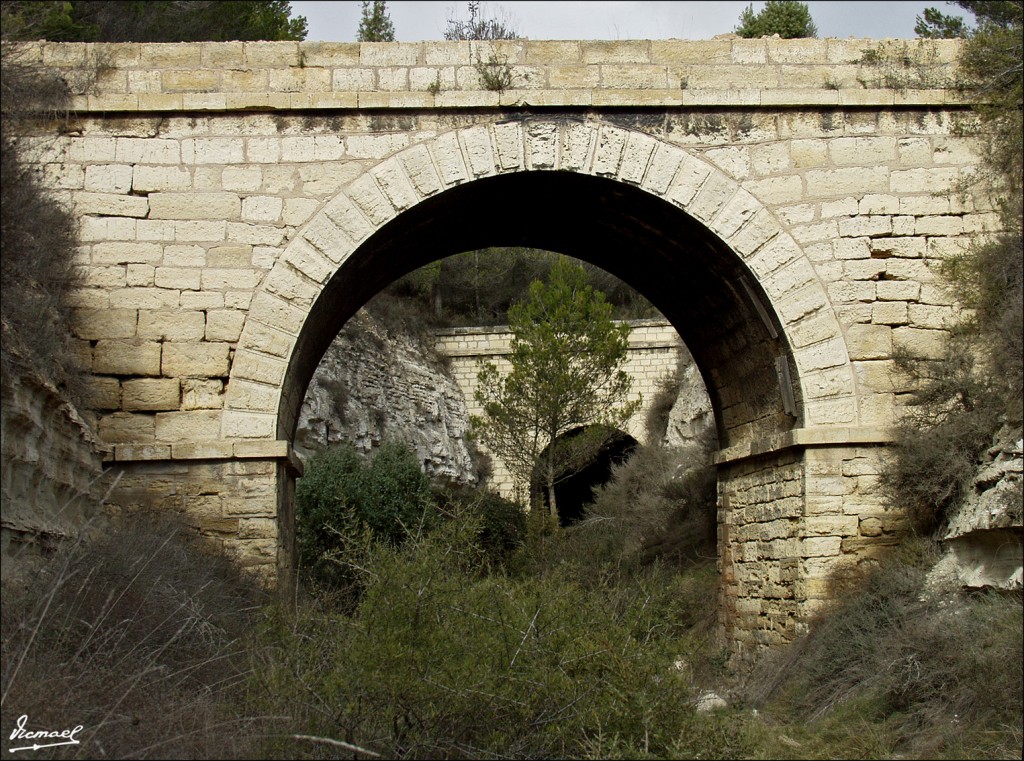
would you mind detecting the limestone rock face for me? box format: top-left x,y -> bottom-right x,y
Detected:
662,349 -> 715,450
1,370 -> 105,559
933,425 -> 1023,591
296,310 -> 479,485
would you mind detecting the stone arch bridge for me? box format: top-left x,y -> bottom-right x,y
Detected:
18,37 -> 990,658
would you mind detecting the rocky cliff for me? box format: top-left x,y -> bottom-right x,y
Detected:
1,370 -> 106,559
295,309 -> 480,484
929,424 -> 1023,591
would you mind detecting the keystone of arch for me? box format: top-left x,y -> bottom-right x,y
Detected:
223,119 -> 857,440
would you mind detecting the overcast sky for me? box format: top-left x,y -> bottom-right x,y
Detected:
289,1 -> 966,43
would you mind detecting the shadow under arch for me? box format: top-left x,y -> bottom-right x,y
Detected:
530,425 -> 640,527
276,169 -> 803,453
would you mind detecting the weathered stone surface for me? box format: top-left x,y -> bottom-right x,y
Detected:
296,310 -> 478,484
161,343 -> 231,378
122,378 -> 181,411
927,427 -> 1023,591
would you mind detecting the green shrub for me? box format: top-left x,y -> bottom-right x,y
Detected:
432,479 -> 527,560
295,440 -> 436,587
249,519 -> 715,760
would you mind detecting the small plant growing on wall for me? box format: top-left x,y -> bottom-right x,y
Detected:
444,2 -> 519,93
475,51 -> 514,92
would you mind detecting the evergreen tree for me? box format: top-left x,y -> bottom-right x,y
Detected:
472,257 -> 639,520
735,0 -> 817,38
915,6 -> 970,37
0,0 -> 307,42
357,0 -> 395,42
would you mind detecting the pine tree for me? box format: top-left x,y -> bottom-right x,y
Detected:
472,257 -> 639,520
357,0 -> 395,42
735,1 -> 817,39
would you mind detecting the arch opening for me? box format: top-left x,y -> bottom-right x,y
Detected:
531,426 -> 640,527
279,169 -> 802,458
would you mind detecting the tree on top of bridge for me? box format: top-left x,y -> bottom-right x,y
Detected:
357,1 -> 395,42
0,0 -> 307,42
444,1 -> 519,41
471,256 -> 639,524
734,1 -> 818,38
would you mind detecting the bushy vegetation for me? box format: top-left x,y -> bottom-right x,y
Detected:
0,1 -> 307,42
295,441 -> 436,588
882,1 -> 1023,534
0,513 -> 266,759
748,540 -> 1023,759
3,437 -> 1020,759
295,440 -> 526,591
735,0 -> 818,38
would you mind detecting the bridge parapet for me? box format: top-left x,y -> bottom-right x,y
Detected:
13,38 -> 966,114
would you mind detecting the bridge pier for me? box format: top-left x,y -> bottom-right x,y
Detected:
715,428 -> 898,660
101,441 -> 301,589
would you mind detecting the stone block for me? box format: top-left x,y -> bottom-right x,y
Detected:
149,192 -> 241,220
846,324 -> 892,361
892,327 -> 947,359
876,281 -> 921,302
803,536 -> 842,557
115,138 -> 181,165
805,167 -> 889,198
82,376 -> 121,410
172,441 -> 234,459
154,410 -> 222,442
181,379 -> 224,410
162,343 -> 231,378
200,268 -> 264,291
859,517 -> 884,537
122,378 -> 181,411
92,242 -> 162,265
93,340 -> 162,376
221,410 -> 276,439
180,292 -> 225,310
98,412 -> 156,443
907,304 -> 954,330
238,517 -> 277,540
838,216 -> 892,238
137,310 -> 206,342
154,267 -> 201,291
132,165 -> 192,192
84,164 -> 133,194
125,264 -> 154,287
206,310 -> 246,342
871,301 -> 909,325
72,308 -> 137,340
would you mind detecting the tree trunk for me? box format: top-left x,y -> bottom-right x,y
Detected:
546,448 -> 558,523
